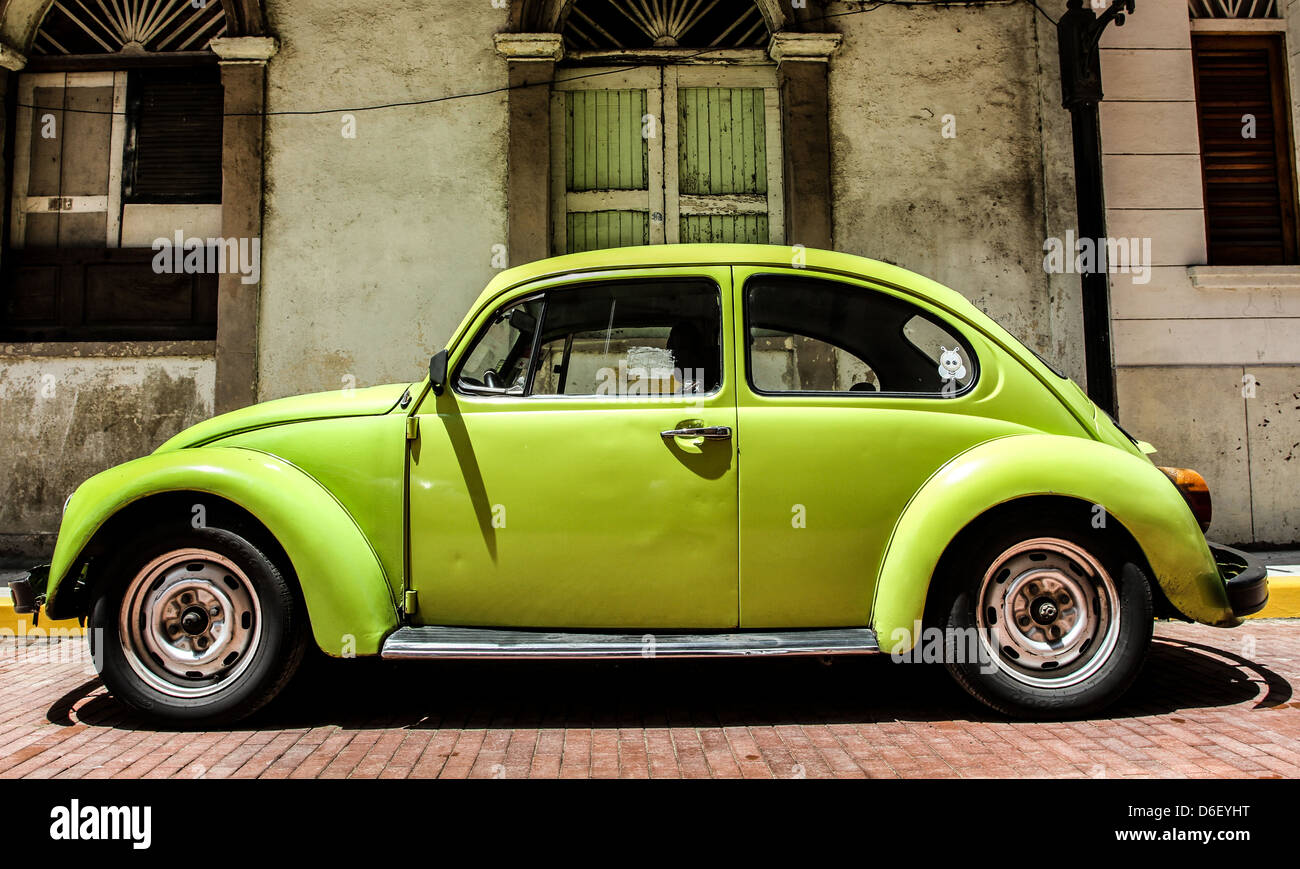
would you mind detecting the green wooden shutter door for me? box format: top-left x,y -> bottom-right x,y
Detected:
679,213 -> 768,244
567,211 -> 649,251
566,89 -> 646,191
679,87 -> 766,195
559,80 -> 775,252
677,86 -> 769,243
564,89 -> 649,253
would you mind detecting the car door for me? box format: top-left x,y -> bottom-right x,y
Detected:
407,267 -> 739,629
733,267 -> 1028,628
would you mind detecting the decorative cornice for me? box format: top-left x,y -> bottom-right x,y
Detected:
208,36 -> 280,63
768,32 -> 843,64
494,32 -> 564,62
0,42 -> 27,72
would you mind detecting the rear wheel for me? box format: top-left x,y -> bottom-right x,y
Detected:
938,521 -> 1153,718
89,525 -> 307,725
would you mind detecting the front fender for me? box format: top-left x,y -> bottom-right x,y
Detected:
872,434 -> 1231,655
47,447 -> 398,656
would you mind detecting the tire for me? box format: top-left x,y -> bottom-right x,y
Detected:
88,524 -> 308,726
936,518 -> 1153,719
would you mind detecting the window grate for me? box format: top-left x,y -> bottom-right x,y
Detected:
1188,0 -> 1280,19
563,0 -> 768,51
124,69 -> 224,204
32,0 -> 228,55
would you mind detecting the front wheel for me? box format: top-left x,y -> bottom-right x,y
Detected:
89,525 -> 308,725
938,527 -> 1153,719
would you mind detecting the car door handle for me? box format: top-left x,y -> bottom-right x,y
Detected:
660,426 -> 732,440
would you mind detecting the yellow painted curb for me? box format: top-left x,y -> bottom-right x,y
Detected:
1248,573 -> 1300,620
0,589 -> 85,635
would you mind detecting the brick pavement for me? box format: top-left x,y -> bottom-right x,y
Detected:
1,620 -> 1297,779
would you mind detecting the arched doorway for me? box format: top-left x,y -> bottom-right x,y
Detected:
4,0 -> 234,341
0,0 -> 273,411
498,0 -> 839,263
551,0 -> 782,253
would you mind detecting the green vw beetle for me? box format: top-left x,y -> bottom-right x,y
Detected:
11,245 -> 1267,723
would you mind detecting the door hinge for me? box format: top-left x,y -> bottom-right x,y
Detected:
406,416 -> 419,440
403,589 -> 419,616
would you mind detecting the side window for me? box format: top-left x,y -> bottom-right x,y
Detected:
745,275 -> 975,396
901,315 -> 972,391
749,331 -> 879,392
456,298 -> 542,395
531,280 -> 722,398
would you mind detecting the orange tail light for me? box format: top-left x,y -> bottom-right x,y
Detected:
1159,467 -> 1212,532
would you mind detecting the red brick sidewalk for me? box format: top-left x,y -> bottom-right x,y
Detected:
1,621 -> 1298,779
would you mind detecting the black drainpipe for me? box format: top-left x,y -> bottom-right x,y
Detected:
1056,0 -> 1135,418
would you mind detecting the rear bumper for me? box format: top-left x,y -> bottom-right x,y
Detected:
1209,544 -> 1269,618
6,564 -> 49,615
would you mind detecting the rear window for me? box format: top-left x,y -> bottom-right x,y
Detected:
745,275 -> 976,397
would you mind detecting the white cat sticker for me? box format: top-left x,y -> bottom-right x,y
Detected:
938,346 -> 966,382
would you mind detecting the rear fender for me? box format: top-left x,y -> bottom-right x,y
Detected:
872,435 -> 1231,655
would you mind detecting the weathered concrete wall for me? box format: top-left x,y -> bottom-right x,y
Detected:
0,353 -> 214,558
257,0 -> 510,400
1117,366 -> 1300,546
828,2 -> 1085,383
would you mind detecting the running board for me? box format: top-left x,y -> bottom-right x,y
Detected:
381,626 -> 880,660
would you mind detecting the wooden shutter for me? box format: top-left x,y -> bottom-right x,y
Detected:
552,68 -> 660,254
1193,35 -> 1298,265
125,68 -> 224,204
550,64 -> 783,255
10,71 -> 127,250
673,66 -> 782,245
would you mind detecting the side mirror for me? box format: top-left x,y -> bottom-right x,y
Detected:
429,349 -> 448,395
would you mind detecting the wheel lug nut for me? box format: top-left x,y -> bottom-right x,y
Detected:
209,607 -> 220,617
196,637 -> 208,649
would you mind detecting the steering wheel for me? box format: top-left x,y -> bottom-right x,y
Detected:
483,369 -> 501,389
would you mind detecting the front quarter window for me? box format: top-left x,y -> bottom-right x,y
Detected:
456,298 -> 542,395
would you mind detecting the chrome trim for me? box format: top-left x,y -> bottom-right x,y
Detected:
381,626 -> 879,660
660,425 -> 732,440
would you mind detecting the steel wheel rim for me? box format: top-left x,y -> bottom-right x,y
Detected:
976,537 -> 1120,689
118,548 -> 262,699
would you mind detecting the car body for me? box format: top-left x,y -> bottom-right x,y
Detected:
11,244 -> 1268,722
